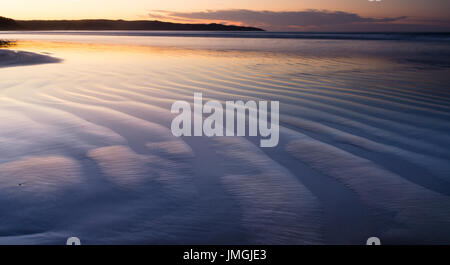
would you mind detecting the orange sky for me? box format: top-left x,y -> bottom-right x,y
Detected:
2,0 -> 449,31
1,0 -> 448,19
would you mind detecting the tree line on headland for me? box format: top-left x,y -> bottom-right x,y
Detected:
0,16 -> 263,31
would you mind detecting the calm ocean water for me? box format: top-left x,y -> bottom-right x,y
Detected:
2,31 -> 450,41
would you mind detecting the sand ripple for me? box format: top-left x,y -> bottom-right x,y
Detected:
0,37 -> 449,244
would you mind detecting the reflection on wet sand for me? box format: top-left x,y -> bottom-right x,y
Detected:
0,39 -> 15,47
0,35 -> 449,244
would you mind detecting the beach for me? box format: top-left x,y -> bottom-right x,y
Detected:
0,32 -> 450,244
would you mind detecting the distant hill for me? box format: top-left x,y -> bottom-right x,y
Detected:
0,16 -> 263,31
0,16 -> 19,30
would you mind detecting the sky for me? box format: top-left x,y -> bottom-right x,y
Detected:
2,0 -> 450,31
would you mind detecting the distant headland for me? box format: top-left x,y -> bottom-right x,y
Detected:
0,16 -> 264,31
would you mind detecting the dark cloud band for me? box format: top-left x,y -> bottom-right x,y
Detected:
149,9 -> 407,30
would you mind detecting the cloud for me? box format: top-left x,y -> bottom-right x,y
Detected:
148,9 -> 407,30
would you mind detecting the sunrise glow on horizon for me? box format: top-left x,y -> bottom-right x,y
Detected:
2,0 -> 450,31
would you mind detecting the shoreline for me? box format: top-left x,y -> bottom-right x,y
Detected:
0,49 -> 61,68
